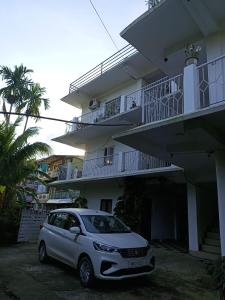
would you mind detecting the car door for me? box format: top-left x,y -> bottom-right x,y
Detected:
45,212 -> 69,261
61,213 -> 82,265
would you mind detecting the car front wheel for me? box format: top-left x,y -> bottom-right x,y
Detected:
38,242 -> 49,263
78,256 -> 95,288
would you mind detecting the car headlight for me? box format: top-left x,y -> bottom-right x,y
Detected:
93,241 -> 118,253
146,241 -> 151,251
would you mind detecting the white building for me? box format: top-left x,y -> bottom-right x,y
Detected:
52,0 -> 225,259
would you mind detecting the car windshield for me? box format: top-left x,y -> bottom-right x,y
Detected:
81,215 -> 131,234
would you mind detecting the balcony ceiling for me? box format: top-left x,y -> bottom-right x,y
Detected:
121,0 -> 225,75
61,53 -> 156,109
114,104 -> 225,183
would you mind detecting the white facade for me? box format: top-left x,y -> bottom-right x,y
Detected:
52,0 -> 225,256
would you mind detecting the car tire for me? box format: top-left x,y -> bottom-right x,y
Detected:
78,256 -> 95,288
39,242 -> 49,263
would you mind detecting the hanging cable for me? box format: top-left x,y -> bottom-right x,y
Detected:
0,111 -> 135,127
89,0 -> 119,51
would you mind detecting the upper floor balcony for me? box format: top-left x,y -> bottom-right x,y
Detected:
69,45 -> 138,93
121,0 -> 225,75
61,45 -> 154,109
52,149 -> 174,183
114,54 -> 225,182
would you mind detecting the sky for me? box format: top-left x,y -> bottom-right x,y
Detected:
0,0 -> 146,156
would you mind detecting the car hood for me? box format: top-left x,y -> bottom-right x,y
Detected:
88,232 -> 147,248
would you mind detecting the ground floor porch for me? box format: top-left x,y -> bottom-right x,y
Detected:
0,243 -> 217,299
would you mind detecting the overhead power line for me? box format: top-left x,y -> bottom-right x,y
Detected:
89,0 -> 119,51
0,111 -> 135,127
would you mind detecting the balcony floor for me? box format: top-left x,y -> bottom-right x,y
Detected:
49,165 -> 183,188
114,102 -> 225,183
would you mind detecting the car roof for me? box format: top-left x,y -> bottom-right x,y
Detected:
50,208 -> 112,216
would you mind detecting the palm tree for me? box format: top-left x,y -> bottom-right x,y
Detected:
23,83 -> 50,132
0,118 -> 51,208
0,65 -> 33,123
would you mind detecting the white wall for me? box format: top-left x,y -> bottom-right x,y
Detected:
151,197 -> 175,240
84,136 -> 135,161
81,180 -> 123,212
81,79 -> 144,114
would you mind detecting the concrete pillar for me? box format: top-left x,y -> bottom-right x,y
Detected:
187,183 -> 199,252
205,32 -> 225,105
118,152 -> 125,172
215,151 -> 225,257
120,95 -> 126,113
66,161 -> 73,180
183,63 -> 200,113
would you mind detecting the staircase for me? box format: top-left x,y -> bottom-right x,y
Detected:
191,227 -> 221,260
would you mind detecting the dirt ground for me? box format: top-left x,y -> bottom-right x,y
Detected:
0,243 -> 218,300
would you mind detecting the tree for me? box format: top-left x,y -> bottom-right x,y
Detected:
23,83 -> 50,132
0,118 -> 51,208
0,65 -> 33,123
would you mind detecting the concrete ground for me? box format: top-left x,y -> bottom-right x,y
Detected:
0,243 -> 218,300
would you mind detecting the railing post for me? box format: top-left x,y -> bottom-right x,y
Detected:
120,95 -> 126,113
141,88 -> 145,123
100,63 -> 103,75
118,152 -> 125,172
183,63 -> 199,113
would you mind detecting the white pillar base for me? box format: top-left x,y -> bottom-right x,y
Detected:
215,151 -> 225,257
187,183 -> 199,252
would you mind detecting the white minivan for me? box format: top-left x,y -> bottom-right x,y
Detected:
38,208 -> 155,287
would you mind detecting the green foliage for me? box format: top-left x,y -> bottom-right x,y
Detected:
0,119 -> 51,208
0,64 -> 50,130
0,205 -> 21,244
207,258 -> 225,290
23,83 -> 50,131
0,65 -> 33,123
72,196 -> 88,208
114,177 -> 148,233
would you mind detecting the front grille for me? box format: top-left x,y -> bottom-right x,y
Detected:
118,247 -> 148,258
104,266 -> 153,277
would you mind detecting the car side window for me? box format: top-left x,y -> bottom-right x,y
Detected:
48,213 -> 56,225
64,214 -> 80,230
52,213 -> 68,229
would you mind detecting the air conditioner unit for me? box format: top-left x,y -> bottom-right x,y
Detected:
89,98 -> 100,110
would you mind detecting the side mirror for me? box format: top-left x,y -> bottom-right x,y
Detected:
69,226 -> 81,235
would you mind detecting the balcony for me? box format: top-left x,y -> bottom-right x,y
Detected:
114,55 -> 225,182
115,54 -> 225,126
69,45 -> 138,93
54,150 -> 172,181
65,95 -> 142,134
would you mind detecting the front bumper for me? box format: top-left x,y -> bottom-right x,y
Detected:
92,249 -> 155,280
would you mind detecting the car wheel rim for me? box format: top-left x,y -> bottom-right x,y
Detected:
80,261 -> 91,283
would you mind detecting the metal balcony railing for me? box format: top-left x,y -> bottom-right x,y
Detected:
65,96 -> 121,133
142,74 -> 184,123
69,45 -> 138,93
197,54 -> 225,109
124,150 -> 171,171
125,76 -> 169,112
82,154 -> 119,178
79,151 -> 171,179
